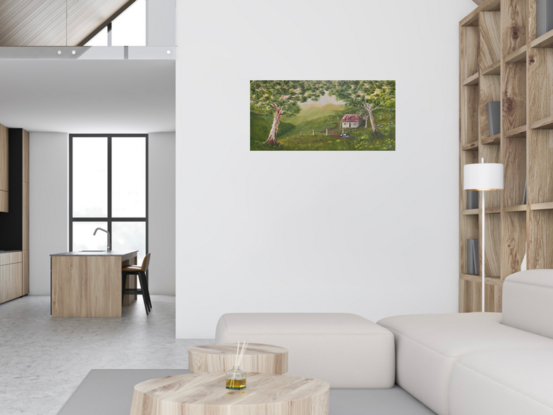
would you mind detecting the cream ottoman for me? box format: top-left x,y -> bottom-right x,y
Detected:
215,313 -> 395,388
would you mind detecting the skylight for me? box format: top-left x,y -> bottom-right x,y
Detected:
85,0 -> 146,47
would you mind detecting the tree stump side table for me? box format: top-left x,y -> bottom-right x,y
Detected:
130,372 -> 329,415
188,343 -> 288,374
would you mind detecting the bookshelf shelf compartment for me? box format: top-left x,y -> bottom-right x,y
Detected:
531,30 -> 553,49
482,61 -> 501,76
505,45 -> 527,63
482,134 -> 500,145
463,72 -> 480,86
530,116 -> 553,130
504,125 -> 526,138
463,141 -> 479,151
530,202 -> 553,211
460,273 -> 502,286
528,210 -> 553,269
461,0 -> 500,27
504,204 -> 527,212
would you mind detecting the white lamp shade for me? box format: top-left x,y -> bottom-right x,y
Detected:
464,163 -> 504,191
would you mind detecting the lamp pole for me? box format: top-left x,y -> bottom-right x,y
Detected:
481,158 -> 485,312
464,158 -> 503,313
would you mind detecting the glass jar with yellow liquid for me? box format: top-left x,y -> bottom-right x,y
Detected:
226,367 -> 246,390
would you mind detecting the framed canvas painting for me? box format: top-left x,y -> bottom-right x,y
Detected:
250,80 -> 395,151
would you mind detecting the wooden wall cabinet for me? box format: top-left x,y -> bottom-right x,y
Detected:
0,262 -> 23,304
459,0 -> 553,312
0,124 -> 8,213
0,128 -> 30,304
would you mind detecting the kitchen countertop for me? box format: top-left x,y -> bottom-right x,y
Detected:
51,251 -> 138,257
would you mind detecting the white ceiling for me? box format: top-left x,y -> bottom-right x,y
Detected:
0,59 -> 175,133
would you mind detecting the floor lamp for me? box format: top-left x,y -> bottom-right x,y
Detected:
464,158 -> 504,312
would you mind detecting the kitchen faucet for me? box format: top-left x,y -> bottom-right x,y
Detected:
93,228 -> 111,252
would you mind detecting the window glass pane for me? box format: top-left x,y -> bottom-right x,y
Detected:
73,222 -> 109,252
112,222 -> 146,263
112,137 -> 146,217
73,137 -> 107,217
112,0 -> 146,46
84,27 -> 108,46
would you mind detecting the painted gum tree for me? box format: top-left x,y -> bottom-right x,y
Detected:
329,81 -> 396,135
250,81 -> 328,145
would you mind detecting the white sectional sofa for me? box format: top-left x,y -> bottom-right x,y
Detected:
379,270 -> 553,415
215,312 -> 395,388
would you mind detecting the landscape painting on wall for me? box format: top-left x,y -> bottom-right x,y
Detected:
250,80 -> 395,151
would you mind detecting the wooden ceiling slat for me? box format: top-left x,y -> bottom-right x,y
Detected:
0,0 -> 66,46
0,0 -> 136,47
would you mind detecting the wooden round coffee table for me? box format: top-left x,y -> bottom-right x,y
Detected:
188,343 -> 288,374
130,372 -> 329,415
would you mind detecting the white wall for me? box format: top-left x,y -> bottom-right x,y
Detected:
175,0 -> 476,338
147,0 -> 175,46
29,133 -> 68,295
149,132 -> 176,295
29,132 -> 175,296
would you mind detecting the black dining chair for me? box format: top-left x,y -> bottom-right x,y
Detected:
122,253 -> 152,315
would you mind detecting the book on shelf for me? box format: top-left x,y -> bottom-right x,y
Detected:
523,180 -> 527,205
467,191 -> 478,209
487,102 -> 500,137
537,0 -> 553,38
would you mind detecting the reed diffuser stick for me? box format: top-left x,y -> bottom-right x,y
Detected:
232,342 -> 248,380
226,342 -> 249,390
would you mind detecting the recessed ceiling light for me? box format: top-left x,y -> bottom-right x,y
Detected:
72,50 -> 76,55
167,50 -> 171,55
57,50 -> 62,55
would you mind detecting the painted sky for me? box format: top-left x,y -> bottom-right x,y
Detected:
300,91 -> 345,107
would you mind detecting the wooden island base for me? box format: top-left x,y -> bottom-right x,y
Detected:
51,251 -> 138,317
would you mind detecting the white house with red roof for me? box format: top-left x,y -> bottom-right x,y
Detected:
341,114 -> 361,129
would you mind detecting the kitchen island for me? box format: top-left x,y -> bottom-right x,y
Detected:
50,251 -> 138,318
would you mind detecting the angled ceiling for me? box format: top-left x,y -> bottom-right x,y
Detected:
0,60 -> 175,133
473,0 -> 485,4
0,0 -> 136,46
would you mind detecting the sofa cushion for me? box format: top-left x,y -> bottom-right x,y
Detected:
378,313 -> 553,415
503,270 -> 553,339
216,313 -> 395,389
450,350 -> 553,415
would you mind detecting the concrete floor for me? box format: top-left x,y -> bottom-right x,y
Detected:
0,295 -> 210,415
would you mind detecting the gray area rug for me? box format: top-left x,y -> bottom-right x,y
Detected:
57,369 -> 436,415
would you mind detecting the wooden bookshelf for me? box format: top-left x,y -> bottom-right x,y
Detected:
505,45 -> 527,63
463,72 -> 480,86
530,115 -> 553,130
482,61 -> 501,75
459,0 -> 543,313
530,202 -> 553,211
463,140 -> 479,151
530,30 -> 553,48
482,133 -> 501,145
504,125 -> 527,138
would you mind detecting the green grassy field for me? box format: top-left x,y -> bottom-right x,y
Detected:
250,104 -> 395,151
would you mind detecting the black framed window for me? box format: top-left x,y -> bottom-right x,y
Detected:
69,134 -> 148,262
